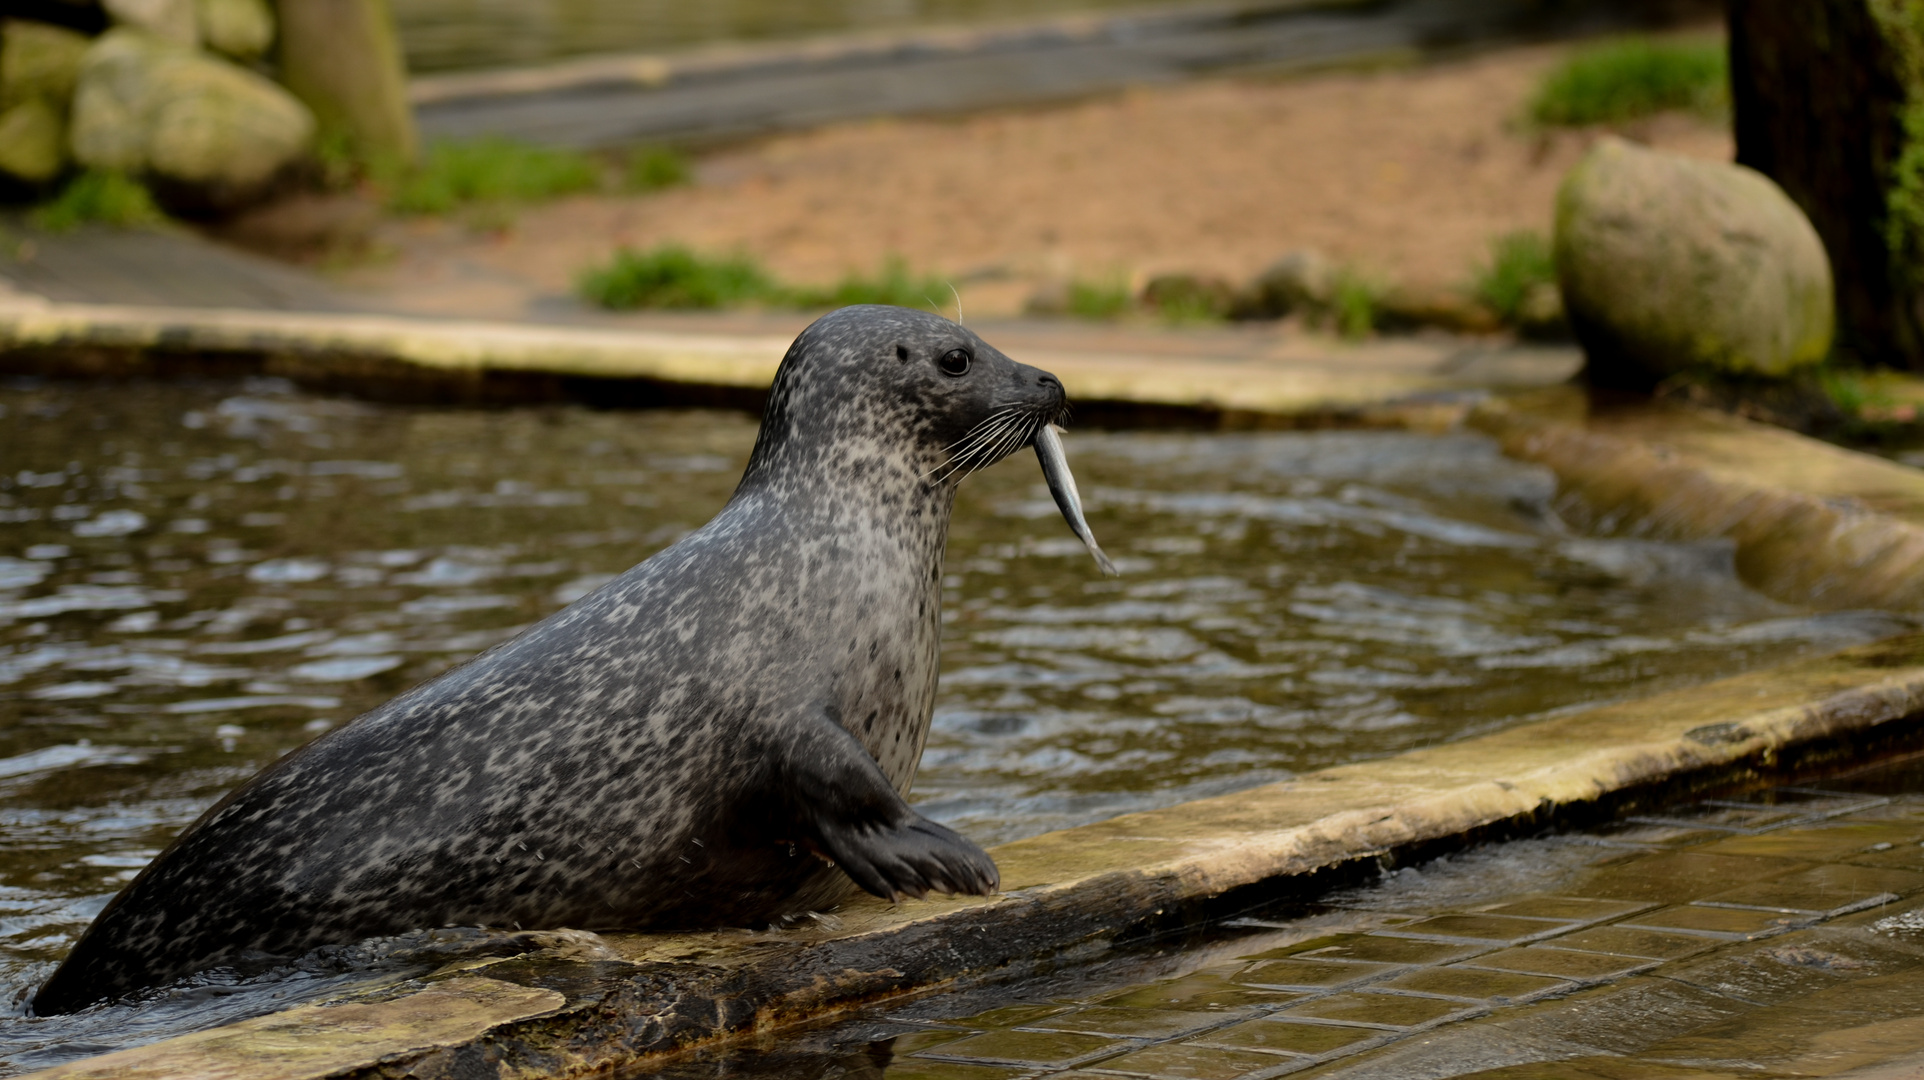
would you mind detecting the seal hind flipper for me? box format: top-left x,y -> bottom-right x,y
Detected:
780,708 -> 999,901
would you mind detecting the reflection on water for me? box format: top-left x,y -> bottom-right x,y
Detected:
0,376 -> 1906,1065
393,0 -> 1216,73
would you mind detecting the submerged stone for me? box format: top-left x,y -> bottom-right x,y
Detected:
69,28 -> 314,207
1555,136 -> 1835,385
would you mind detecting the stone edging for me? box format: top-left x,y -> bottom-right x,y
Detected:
23,636 -> 1924,1079
1471,396 -> 1924,611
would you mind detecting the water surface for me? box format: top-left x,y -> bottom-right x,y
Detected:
0,377 -> 1905,1059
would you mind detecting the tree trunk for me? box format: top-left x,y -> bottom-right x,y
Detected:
1729,1 -> 1924,368
274,0 -> 416,166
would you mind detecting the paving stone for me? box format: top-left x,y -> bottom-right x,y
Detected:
1627,970 -> 1924,1075
1699,863 -> 1924,915
944,1003 -> 1068,1028
1693,822 -> 1924,863
915,1028 -> 1126,1068
1477,897 -> 1651,924
1277,991 -> 1478,1028
1582,822 -> 1735,848
1705,790 -> 1885,814
1235,959 -> 1398,990
1373,966 -> 1570,1003
1462,947 -> 1657,981
1659,946 -> 1868,1007
1380,914 -> 1574,944
1275,1026 -> 1600,1079
1098,973 -> 1305,1012
1297,935 -> 1484,966
1842,840 -> 1924,873
1546,926 -> 1718,960
1191,1017 -> 1382,1056
1495,978 -> 1752,1057
1839,800 -> 1924,823
1026,1006 -> 1229,1040
1084,1042 -> 1289,1079
1617,905 -> 1801,938
891,1028 -> 978,1054
1567,851 -> 1807,904
881,1061 -> 1028,1080
1626,804 -> 1808,831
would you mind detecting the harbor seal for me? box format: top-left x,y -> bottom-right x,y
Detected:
33,305 -> 1117,1015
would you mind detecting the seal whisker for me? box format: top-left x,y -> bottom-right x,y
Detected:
944,411 -> 1032,484
925,409 -> 1028,483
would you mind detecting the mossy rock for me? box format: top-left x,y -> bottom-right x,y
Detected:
1555,136 -> 1835,385
70,28 -> 313,207
1236,249 -> 1335,318
0,98 -> 66,182
196,0 -> 272,61
102,0 -> 198,46
1,19 -> 92,109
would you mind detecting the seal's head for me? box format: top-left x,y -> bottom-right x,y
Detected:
743,305 -> 1064,488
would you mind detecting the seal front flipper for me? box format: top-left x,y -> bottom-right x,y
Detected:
779,710 -> 1000,901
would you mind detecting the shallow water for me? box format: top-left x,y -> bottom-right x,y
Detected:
0,377 -> 1907,1062
393,0 -> 1216,73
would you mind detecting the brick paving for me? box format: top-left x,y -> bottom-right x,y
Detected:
631,753 -> 1924,1079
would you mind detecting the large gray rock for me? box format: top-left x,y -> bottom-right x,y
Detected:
1555,136 -> 1834,385
70,29 -> 314,204
197,0 -> 273,60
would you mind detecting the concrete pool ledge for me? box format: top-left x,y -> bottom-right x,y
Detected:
0,293 -> 1580,416
24,635 -> 1924,1080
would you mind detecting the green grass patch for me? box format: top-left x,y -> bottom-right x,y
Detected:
626,146 -> 691,191
577,245 -> 782,310
386,137 -> 602,215
30,171 -> 165,232
1067,278 -> 1135,319
1530,37 -> 1728,126
793,257 -> 952,310
1473,230 -> 1556,323
1330,271 -> 1380,340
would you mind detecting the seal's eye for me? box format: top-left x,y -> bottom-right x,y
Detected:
938,348 -> 972,377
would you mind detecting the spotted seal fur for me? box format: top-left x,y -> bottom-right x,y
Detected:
34,305 -> 1113,1014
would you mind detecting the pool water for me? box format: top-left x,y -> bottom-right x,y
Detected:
0,377 -> 1905,1042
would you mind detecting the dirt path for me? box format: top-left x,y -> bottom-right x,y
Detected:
333,35 -> 1732,320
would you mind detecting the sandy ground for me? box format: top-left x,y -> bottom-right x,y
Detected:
332,36 -> 1733,320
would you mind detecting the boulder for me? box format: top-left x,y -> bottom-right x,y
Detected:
70,29 -> 314,206
1555,136 -> 1835,385
1236,249 -> 1336,318
197,0 -> 273,60
1,20 -> 91,108
0,98 -> 66,182
102,0 -> 198,46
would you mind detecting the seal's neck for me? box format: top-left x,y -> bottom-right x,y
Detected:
730,434 -> 955,548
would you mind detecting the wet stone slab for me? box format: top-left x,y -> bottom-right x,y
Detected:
615,749 -> 1924,1079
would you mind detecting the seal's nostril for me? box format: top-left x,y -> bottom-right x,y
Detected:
1038,374 -> 1061,389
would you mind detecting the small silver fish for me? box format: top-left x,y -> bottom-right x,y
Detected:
1034,424 -> 1118,576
